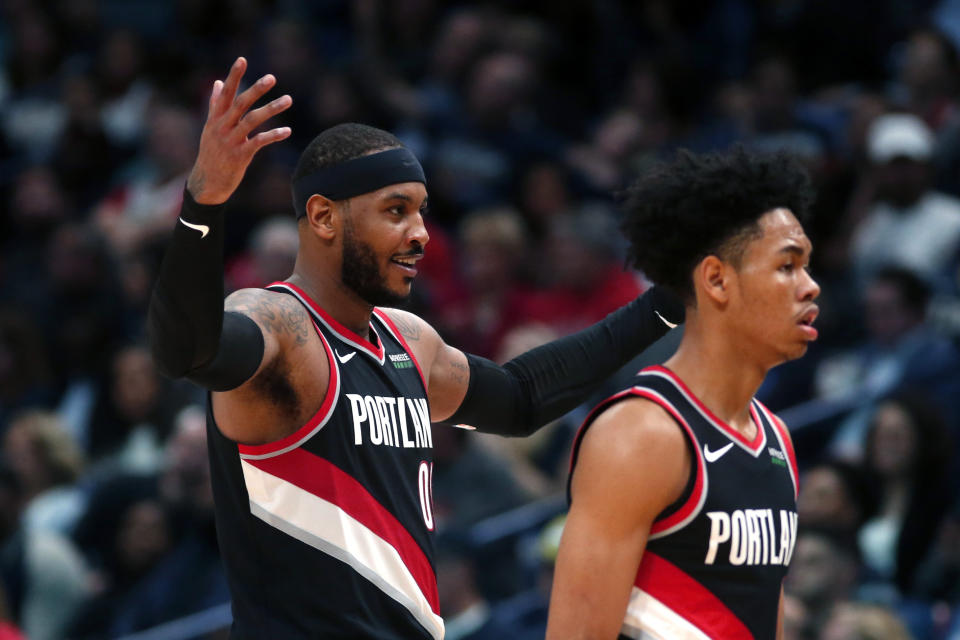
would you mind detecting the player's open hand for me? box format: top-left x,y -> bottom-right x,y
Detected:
187,57 -> 292,205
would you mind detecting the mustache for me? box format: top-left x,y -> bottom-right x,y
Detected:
396,246 -> 425,258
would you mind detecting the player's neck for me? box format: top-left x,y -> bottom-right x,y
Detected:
286,268 -> 375,339
664,321 -> 767,432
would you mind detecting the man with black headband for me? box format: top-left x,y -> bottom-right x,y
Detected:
148,57 -> 682,639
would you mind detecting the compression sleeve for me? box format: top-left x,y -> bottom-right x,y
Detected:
147,189 -> 264,390
446,286 -> 683,436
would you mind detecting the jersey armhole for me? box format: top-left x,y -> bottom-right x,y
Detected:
236,320 -> 341,459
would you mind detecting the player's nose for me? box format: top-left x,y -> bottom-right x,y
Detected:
408,212 -> 429,248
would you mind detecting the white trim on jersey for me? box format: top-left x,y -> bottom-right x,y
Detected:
639,370 -> 767,458
620,587 -> 713,640
240,460 -> 444,640
632,387 -> 709,542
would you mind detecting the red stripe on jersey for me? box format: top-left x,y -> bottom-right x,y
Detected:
629,389 -> 706,537
267,281 -> 385,360
245,447 -> 439,614
237,321 -> 339,457
373,309 -> 428,392
635,551 -> 753,639
644,366 -> 764,452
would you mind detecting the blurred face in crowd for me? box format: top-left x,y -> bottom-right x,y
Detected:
863,280 -> 921,347
797,466 -> 859,530
112,345 -> 160,421
116,499 -> 171,575
875,157 -> 930,208
784,533 -> 855,606
867,402 -> 918,479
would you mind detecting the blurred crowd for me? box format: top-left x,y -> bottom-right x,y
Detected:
2,1 -> 960,639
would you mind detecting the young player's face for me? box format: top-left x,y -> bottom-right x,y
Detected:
340,181 -> 429,306
729,208 -> 820,364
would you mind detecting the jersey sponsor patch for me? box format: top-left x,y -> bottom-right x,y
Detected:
389,353 -> 415,369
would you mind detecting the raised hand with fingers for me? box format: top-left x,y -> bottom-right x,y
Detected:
188,57 -> 293,205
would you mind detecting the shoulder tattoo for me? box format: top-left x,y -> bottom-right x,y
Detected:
390,313 -> 422,342
227,290 -> 310,346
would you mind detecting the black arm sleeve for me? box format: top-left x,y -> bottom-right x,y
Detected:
147,189 -> 264,391
446,286 -> 683,436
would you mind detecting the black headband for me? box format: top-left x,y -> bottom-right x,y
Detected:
292,147 -> 426,217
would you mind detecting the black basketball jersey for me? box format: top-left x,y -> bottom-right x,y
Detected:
569,365 -> 799,640
206,282 -> 443,639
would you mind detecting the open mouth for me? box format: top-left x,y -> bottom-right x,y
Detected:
798,307 -> 819,327
390,254 -> 421,275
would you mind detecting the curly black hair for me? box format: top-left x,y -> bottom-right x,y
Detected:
292,123 -> 402,183
620,147 -> 815,302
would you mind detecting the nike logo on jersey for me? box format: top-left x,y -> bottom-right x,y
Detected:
703,442 -> 734,463
179,217 -> 210,238
335,350 -> 356,364
655,310 -> 678,329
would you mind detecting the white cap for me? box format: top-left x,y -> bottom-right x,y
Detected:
867,113 -> 935,163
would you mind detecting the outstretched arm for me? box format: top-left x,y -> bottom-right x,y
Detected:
546,399 -> 689,639
383,285 -> 683,433
148,57 -> 292,390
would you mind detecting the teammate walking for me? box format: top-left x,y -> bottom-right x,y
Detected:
546,149 -> 819,639
147,58 -> 681,639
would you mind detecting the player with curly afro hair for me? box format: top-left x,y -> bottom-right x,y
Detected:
548,147 -> 822,640
621,147 -> 816,303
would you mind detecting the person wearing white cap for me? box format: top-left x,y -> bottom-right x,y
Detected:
849,112 -> 960,285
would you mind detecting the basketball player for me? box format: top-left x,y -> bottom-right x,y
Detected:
546,149 -> 819,639
147,58 -> 682,639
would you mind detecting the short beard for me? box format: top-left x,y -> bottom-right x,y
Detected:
341,222 -> 410,307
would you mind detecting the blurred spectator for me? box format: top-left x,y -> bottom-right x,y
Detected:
816,266 -> 960,455
784,527 -> 862,637
849,113 -> 960,286
435,532 -> 514,640
819,602 -> 914,640
225,216 -> 299,292
432,426 -> 531,531
857,393 -> 953,596
893,27 -> 959,130
2,410 -> 85,537
797,458 -> 876,535
66,498 -> 173,639
0,464 -> 87,640
0,8 -> 65,161
435,207 -> 530,358
86,343 -> 192,470
51,73 -> 121,209
0,313 -> 55,430
911,499 -> 960,601
106,405 -> 226,635
94,29 -> 153,149
518,206 -> 643,335
93,101 -> 196,256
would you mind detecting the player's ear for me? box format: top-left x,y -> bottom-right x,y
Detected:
304,194 -> 337,241
698,255 -> 730,305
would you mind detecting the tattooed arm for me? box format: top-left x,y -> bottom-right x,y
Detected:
379,308 -> 470,422
207,288 -> 329,444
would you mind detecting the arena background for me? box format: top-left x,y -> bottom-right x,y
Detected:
1,1 -> 960,638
